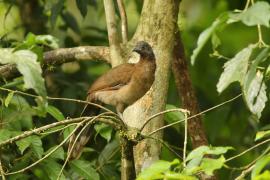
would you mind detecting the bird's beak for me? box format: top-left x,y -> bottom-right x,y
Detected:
133,47 -> 141,53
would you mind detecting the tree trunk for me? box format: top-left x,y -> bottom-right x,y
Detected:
172,31 -> 209,148
123,0 -> 180,173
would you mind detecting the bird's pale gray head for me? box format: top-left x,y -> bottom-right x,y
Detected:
133,41 -> 155,59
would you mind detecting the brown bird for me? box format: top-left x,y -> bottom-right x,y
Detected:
68,41 -> 156,159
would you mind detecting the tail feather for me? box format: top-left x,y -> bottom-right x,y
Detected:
68,97 -> 100,160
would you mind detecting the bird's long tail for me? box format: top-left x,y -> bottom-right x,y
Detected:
68,96 -> 100,160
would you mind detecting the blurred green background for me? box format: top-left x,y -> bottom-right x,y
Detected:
1,0 -> 270,179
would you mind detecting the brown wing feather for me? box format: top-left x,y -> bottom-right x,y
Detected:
88,63 -> 135,93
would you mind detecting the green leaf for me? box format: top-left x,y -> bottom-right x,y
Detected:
15,50 -> 47,97
164,172 -> 198,180
70,160 -> 100,180
217,44 -> 255,93
211,33 -> 221,50
35,35 -> 59,49
76,0 -> 88,17
0,49 -> 47,97
16,33 -> 59,50
186,146 -> 233,162
244,48 -> 270,90
243,48 -> 269,118
255,130 -> 270,141
5,91 -> 14,107
254,170 -> 270,180
46,105 -> 65,121
137,160 -> 172,180
63,126 -> 75,140
50,0 -> 64,28
243,70 -> 267,118
16,135 -> 44,158
16,136 -> 32,154
252,155 -> 270,178
191,13 -> 228,65
2,94 -> 34,130
185,156 -> 202,175
61,11 -> 81,34
44,146 -> 65,160
94,123 -> 112,142
34,97 -> 48,117
30,135 -> 44,159
228,1 -> 270,27
98,138 -> 119,165
200,156 -> 225,176
266,65 -> 270,78
41,159 -> 66,180
0,129 -> 12,142
165,104 -> 185,132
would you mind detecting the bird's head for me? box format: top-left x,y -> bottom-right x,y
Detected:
133,41 -> 155,59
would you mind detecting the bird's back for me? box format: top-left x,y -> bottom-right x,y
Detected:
88,63 -> 135,94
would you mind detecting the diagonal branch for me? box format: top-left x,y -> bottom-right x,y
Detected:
117,0 -> 128,43
103,0 -> 124,66
0,116 -> 120,147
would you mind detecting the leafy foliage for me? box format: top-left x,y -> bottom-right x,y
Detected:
70,160 -> 100,180
0,49 -> 46,97
228,1 -> 270,27
0,0 -> 270,179
138,146 -> 232,179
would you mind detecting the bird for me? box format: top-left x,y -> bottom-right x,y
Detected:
68,41 -> 156,159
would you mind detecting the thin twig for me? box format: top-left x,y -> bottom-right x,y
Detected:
183,112 -> 188,167
140,108 -> 189,132
0,114 -> 119,147
0,87 -> 118,117
0,159 -> 6,180
103,0 -> 124,65
148,94 -> 242,136
116,0 -> 128,43
57,113 -> 106,180
226,138 -> 270,162
224,146 -> 270,171
0,117 -> 86,147
4,119 -> 88,175
40,123 -> 77,136
235,164 -> 255,180
143,135 -> 182,160
244,0 -> 251,11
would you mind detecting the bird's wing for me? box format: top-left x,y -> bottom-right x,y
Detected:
88,63 -> 135,94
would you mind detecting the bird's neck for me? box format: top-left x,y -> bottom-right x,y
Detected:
139,54 -> 155,62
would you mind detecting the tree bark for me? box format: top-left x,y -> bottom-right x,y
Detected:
172,31 -> 217,180
172,31 -> 209,148
123,0 -> 180,173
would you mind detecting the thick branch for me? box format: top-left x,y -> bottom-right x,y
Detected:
103,0 -> 124,66
0,46 -> 110,80
117,0 -> 128,43
172,30 -> 208,148
43,46 -> 110,68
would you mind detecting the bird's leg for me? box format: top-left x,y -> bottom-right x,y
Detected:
116,104 -> 127,127
116,103 -> 125,119
117,110 -> 124,120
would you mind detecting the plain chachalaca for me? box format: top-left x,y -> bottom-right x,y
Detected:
68,41 -> 156,159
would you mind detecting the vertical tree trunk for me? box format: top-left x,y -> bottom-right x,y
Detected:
172,31 -> 209,148
123,0 -> 180,173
